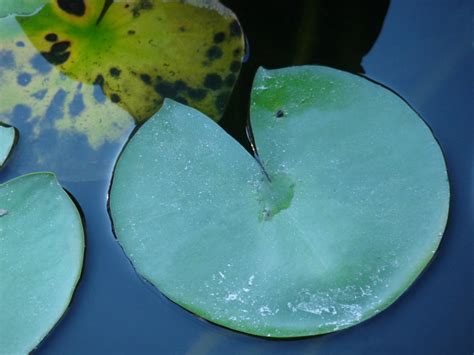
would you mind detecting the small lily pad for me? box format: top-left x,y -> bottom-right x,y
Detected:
0,123 -> 17,168
109,66 -> 449,337
0,173 -> 85,353
0,0 -> 45,18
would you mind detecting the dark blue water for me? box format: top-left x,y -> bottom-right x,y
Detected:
1,1 -> 472,354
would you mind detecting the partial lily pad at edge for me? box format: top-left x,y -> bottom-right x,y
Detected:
0,0 -> 45,18
0,123 -> 17,168
0,173 -> 85,353
109,66 -> 449,337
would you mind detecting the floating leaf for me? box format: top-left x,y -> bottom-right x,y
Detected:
0,173 -> 85,353
0,0 -> 244,181
0,0 -> 46,18
109,66 -> 449,337
0,123 -> 17,168
18,0 -> 244,122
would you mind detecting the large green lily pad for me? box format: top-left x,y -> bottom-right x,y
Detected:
0,123 -> 16,168
0,173 -> 85,353
109,66 -> 449,337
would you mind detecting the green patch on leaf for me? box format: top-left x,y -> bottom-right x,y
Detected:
0,173 -> 85,354
0,123 -> 17,168
110,66 -> 449,337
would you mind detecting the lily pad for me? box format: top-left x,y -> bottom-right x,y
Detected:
0,123 -> 17,168
0,0 -> 45,18
0,173 -> 85,353
109,66 -> 449,337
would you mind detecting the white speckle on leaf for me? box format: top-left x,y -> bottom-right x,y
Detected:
225,293 -> 238,301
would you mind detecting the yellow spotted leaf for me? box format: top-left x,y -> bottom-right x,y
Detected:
18,0 -> 244,122
0,0 -> 244,181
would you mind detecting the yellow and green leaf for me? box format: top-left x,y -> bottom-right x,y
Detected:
17,0 -> 244,122
0,0 -> 244,180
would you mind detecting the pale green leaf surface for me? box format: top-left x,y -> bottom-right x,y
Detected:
0,173 -> 85,354
0,0 -> 45,18
109,66 -> 449,337
0,124 -> 16,168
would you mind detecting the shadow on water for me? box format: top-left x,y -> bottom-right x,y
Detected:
220,0 -> 390,147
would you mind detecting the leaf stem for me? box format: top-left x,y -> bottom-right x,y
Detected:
246,122 -> 272,183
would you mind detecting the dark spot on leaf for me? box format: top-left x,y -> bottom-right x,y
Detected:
12,104 -> 32,121
16,41 -> 25,47
41,41 -> 71,65
110,67 -> 121,78
94,74 -> 105,86
154,81 -> 177,99
224,74 -> 236,87
187,88 -> 207,101
42,51 -> 70,65
17,73 -> 32,87
214,32 -> 226,43
128,30 -> 136,35
229,20 -> 242,37
276,110 -> 285,118
230,61 -> 241,73
52,41 -> 71,52
45,89 -> 67,121
57,0 -> 86,16
179,26 -> 186,32
30,54 -> 52,74
45,33 -> 58,42
174,80 -> 188,91
215,92 -> 230,112
111,94 -> 121,103
203,74 -> 223,90
93,75 -> 106,103
69,92 -> 85,117
0,50 -> 15,69
233,48 -> 241,57
132,0 -> 153,17
32,89 -> 48,100
206,46 -> 223,61
140,74 -> 152,85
